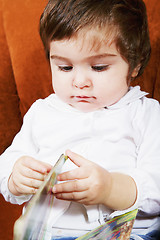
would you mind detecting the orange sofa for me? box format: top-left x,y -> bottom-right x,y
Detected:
0,0 -> 159,239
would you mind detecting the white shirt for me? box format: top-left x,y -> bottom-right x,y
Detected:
0,86 -> 160,236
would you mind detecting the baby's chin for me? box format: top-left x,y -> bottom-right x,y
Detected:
69,102 -> 105,113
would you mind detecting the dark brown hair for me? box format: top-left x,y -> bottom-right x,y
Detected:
39,0 -> 151,79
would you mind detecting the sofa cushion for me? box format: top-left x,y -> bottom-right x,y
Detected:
132,0 -> 160,101
1,0 -> 53,117
0,0 -> 22,155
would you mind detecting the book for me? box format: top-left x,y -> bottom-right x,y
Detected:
76,209 -> 138,240
13,154 -> 138,240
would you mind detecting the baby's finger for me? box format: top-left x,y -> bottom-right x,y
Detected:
54,191 -> 87,202
22,156 -> 52,174
13,173 -> 44,190
21,167 -> 46,181
53,179 -> 88,194
13,181 -> 37,195
57,167 -> 88,181
65,150 -> 91,167
22,177 -> 44,189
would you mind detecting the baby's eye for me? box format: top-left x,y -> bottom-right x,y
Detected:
58,66 -> 73,72
91,65 -> 109,72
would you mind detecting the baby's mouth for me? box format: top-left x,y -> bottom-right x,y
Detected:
72,96 -> 96,102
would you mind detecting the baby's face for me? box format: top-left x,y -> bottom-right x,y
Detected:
50,32 -> 131,112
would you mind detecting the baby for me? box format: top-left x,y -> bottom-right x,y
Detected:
0,0 -> 160,239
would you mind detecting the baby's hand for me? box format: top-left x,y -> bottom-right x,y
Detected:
8,156 -> 52,196
52,150 -> 112,206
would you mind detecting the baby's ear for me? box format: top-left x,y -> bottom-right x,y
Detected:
131,64 -> 141,78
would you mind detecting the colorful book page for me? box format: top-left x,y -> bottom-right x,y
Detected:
76,209 -> 138,240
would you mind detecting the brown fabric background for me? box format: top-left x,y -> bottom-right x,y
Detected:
0,0 -> 159,239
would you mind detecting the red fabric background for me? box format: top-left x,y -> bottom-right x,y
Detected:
0,0 -> 159,239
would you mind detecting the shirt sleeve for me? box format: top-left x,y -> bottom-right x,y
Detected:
0,100 -> 40,204
110,98 -> 160,218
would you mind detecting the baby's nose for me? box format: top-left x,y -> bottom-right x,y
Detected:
73,70 -> 91,89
